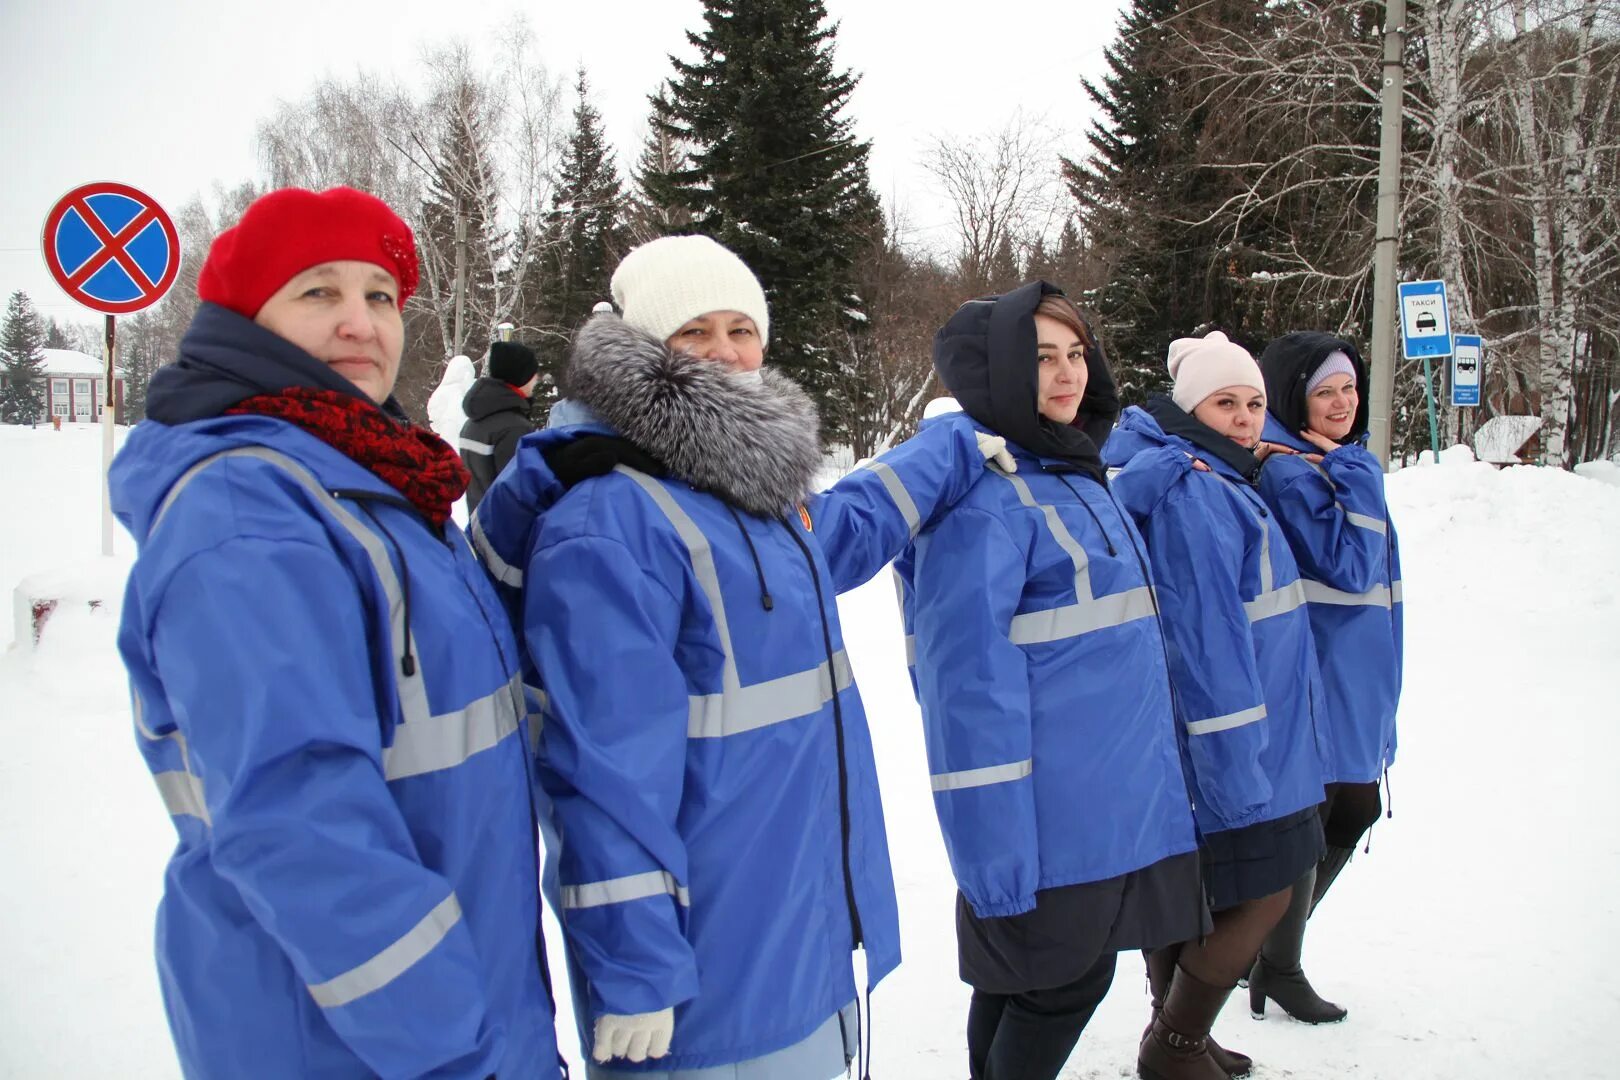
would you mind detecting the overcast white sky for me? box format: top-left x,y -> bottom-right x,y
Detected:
2,0 -> 1126,323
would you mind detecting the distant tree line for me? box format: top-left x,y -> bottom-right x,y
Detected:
14,0 -> 1613,466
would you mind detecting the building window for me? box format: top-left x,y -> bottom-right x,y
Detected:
73,379 -> 91,396
53,403 -> 69,416
74,401 -> 91,418
52,379 -> 68,395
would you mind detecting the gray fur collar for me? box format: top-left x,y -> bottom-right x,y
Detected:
566,314 -> 823,516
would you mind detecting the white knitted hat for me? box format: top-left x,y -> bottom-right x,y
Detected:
1167,331 -> 1265,412
609,235 -> 770,346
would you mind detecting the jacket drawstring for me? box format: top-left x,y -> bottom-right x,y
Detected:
1053,473 -> 1116,555
863,984 -> 874,1080
1367,763 -> 1394,854
724,503 -> 775,611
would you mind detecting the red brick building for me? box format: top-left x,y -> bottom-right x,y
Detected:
42,349 -> 125,424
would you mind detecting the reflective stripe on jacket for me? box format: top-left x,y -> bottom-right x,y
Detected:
895,413 -> 1198,918
1104,406 -> 1329,835
1258,416 -> 1403,782
473,417 -> 991,1070
111,414 -> 558,1079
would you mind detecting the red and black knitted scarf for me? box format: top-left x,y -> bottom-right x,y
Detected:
226,387 -> 468,528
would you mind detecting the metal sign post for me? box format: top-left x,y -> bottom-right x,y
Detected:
41,182 -> 179,555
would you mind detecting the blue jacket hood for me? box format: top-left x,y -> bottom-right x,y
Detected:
1261,413 -> 1373,456
467,422 -> 615,577
920,408 -> 1083,473
1103,403 -> 1262,501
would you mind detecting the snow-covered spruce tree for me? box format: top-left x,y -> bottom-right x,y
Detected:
531,69 -> 631,420
1,291 -> 48,425
653,0 -> 883,441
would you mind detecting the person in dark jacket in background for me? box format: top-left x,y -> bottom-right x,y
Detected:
1104,332 -> 1330,1080
895,282 -> 1207,1080
461,339 -> 540,511
1246,332 -> 1403,1025
109,186 -> 561,1078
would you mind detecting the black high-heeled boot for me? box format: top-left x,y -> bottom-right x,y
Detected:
1248,868 -> 1346,1024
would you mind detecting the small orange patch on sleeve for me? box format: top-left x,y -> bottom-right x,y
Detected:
797,503 -> 813,532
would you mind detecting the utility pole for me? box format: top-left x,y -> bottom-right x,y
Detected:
453,204 -> 468,357
1368,0 -> 1407,466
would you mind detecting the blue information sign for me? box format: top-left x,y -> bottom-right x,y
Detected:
1398,279 -> 1452,360
1451,334 -> 1483,407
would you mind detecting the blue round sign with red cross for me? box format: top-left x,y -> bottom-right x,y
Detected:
42,182 -> 180,315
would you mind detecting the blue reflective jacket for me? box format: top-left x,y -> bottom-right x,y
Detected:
1103,407 -> 1329,835
472,417 -> 991,1071
111,409 -> 558,1078
894,413 -> 1199,918
1258,417 -> 1403,783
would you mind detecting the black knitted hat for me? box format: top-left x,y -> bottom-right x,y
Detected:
488,341 -> 539,386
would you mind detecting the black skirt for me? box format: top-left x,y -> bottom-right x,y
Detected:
1200,805 -> 1325,912
957,850 -> 1209,995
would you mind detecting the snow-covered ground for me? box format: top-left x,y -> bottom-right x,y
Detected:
2,423 -> 1617,1079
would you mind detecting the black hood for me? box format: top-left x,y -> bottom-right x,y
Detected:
1143,394 -> 1262,484
461,377 -> 529,423
145,302 -> 405,424
1258,331 -> 1370,443
932,279 -> 1120,480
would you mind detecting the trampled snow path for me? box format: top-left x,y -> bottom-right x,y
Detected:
2,425 -> 1616,1078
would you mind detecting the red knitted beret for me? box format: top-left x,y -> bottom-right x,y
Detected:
196,186 -> 419,318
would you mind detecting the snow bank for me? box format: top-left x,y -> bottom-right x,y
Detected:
1574,459 -> 1620,487
3,425 -> 1618,1078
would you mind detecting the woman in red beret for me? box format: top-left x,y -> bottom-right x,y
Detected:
109,187 -> 563,1078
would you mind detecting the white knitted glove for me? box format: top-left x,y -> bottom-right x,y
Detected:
975,431 -> 1017,473
592,1008 -> 674,1064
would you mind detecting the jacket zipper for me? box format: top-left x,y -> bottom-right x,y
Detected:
779,518 -> 865,950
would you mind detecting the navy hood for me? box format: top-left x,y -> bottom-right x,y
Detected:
145,302 -> 402,424
1143,394 -> 1262,484
932,280 -> 1119,481
1258,331 -> 1370,443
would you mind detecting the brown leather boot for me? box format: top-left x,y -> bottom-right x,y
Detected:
1142,950 -> 1252,1077
1137,964 -> 1238,1080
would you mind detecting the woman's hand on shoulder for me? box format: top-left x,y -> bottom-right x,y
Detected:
1297,428 -> 1339,457
1254,440 -> 1301,464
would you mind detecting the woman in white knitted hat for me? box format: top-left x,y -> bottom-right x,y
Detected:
1101,331 -> 1330,1080
471,234 -> 1011,1079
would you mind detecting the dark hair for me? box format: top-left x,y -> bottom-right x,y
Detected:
1033,293 -> 1096,353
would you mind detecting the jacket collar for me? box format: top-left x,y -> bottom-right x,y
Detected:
1144,394 -> 1262,483
566,314 -> 823,516
144,302 -> 405,425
